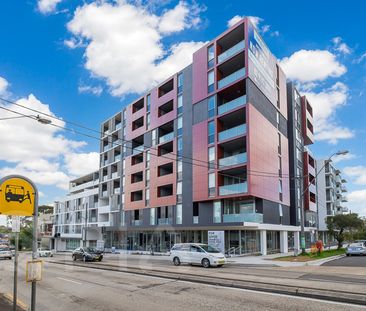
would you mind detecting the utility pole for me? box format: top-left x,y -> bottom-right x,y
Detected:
12,216 -> 20,311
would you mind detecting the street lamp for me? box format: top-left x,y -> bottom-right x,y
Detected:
299,150 -> 349,254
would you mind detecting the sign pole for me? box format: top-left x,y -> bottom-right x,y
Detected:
13,230 -> 19,311
31,196 -> 38,311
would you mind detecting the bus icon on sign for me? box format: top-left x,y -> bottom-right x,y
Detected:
5,185 -> 32,204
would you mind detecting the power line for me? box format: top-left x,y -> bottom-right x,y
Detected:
0,96 -> 302,179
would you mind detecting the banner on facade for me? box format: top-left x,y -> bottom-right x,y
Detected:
208,231 -> 225,253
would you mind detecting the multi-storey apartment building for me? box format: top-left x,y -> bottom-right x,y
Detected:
317,160 -> 348,243
54,17 -> 320,255
287,83 -> 317,246
53,172 -> 101,251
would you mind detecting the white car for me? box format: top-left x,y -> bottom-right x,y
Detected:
346,243 -> 366,256
170,243 -> 226,268
0,246 -> 13,260
37,248 -> 53,257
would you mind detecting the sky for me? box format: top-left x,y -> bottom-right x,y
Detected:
0,0 -> 365,225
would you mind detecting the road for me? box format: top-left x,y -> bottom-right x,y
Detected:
322,255 -> 366,267
1,253 -> 366,311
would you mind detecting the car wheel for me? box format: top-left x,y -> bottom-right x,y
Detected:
346,253 -> 350,256
201,258 -> 210,268
72,255 -> 76,261
173,257 -> 181,266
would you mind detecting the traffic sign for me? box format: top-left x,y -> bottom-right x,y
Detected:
12,216 -> 20,233
0,175 -> 36,216
26,260 -> 43,282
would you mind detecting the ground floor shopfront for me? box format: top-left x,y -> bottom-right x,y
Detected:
100,225 -> 315,256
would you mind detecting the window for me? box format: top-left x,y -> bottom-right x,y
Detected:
146,94 -> 151,112
146,150 -> 150,167
177,181 -> 182,203
279,204 -> 283,217
146,169 -> 150,187
177,73 -> 183,94
177,94 -> 183,115
176,204 -> 182,225
278,156 -> 282,177
213,201 -> 221,223
208,45 -> 214,69
150,207 -> 155,225
278,180 -> 283,201
208,121 -> 215,144
146,188 -> 150,206
177,137 -> 183,156
278,133 -> 281,154
177,116 -> 183,136
208,146 -> 215,170
146,113 -> 150,129
208,96 -> 216,118
276,111 -> 280,129
177,160 -> 183,180
152,129 -> 157,145
209,173 -> 216,197
208,70 -> 214,93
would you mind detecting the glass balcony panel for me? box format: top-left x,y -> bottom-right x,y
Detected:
132,145 -> 144,155
223,213 -> 263,223
218,68 -> 246,89
219,152 -> 247,168
218,95 -> 246,115
159,132 -> 174,144
115,123 -> 122,131
158,218 -> 173,225
219,182 -> 247,196
218,40 -> 245,64
218,124 -> 246,142
193,216 -> 199,224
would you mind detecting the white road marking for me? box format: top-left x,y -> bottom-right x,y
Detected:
56,277 -> 82,285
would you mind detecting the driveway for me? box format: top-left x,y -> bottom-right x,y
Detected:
322,255 -> 366,267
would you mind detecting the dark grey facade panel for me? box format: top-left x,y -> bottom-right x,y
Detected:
246,78 -> 287,138
193,98 -> 209,125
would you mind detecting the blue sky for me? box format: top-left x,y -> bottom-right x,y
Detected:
0,0 -> 365,223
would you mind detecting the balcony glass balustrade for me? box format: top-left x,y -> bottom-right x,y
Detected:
218,68 -> 245,89
158,218 -> 173,225
218,95 -> 246,115
219,152 -> 247,168
223,213 -> 263,223
219,182 -> 247,196
217,40 -> 245,64
218,124 -> 246,142
159,132 -> 174,144
132,145 -> 144,155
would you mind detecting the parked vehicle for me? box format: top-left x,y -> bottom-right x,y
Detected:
72,247 -> 103,262
346,243 -> 366,256
355,240 -> 366,247
170,243 -> 226,268
0,246 -> 13,260
37,248 -> 53,257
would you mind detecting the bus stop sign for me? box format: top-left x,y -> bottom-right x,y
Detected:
0,175 -> 37,216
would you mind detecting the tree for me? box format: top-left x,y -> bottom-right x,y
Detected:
38,205 -> 53,215
326,213 -> 364,249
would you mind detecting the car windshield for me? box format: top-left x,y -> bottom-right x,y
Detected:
85,247 -> 97,253
0,248 -> 10,251
349,243 -> 363,247
199,245 -> 221,253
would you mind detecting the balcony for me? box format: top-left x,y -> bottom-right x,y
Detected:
111,172 -> 119,179
223,213 -> 263,223
218,40 -> 245,64
219,153 -> 247,168
102,191 -> 108,197
218,95 -> 246,115
159,132 -> 174,144
115,122 -> 122,131
218,68 -> 245,89
102,145 -> 109,152
133,220 -> 143,226
114,188 -> 120,194
219,182 -> 247,196
158,218 -> 173,225
132,145 -> 144,155
114,154 -> 121,162
218,124 -> 246,142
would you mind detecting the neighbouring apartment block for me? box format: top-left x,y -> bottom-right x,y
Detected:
53,17 -> 343,254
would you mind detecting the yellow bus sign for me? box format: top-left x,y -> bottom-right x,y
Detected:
0,176 -> 37,216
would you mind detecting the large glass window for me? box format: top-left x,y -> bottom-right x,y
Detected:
150,207 -> 156,225
146,169 -> 150,187
208,70 -> 214,93
208,96 -> 216,118
177,160 -> 183,180
152,129 -> 157,145
208,45 -> 214,69
213,201 -> 221,223
146,94 -> 151,112
145,188 -> 150,206
177,116 -> 183,136
208,121 -> 215,144
177,94 -> 183,115
177,181 -> 182,203
208,173 -> 216,197
176,204 -> 182,225
146,113 -> 150,130
208,146 -> 215,170
177,73 -> 183,94
177,137 -> 183,156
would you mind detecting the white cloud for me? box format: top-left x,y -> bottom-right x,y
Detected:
280,50 -> 347,82
63,38 -> 85,49
37,0 -> 63,14
332,152 -> 356,163
348,190 -> 366,216
78,85 -> 103,96
0,76 -> 9,95
67,1 -> 205,96
343,166 -> 366,185
332,37 -> 352,55
227,15 -> 244,28
0,92 -> 98,190
354,52 -> 366,64
227,15 -> 278,37
64,152 -> 99,176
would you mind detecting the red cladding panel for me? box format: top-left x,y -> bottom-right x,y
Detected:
192,122 -> 209,201
248,103 -> 290,206
301,96 -> 314,146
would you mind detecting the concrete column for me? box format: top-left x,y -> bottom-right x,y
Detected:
294,231 -> 300,251
280,231 -> 288,253
260,230 -> 267,256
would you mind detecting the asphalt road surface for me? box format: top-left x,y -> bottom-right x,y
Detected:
1,254 -> 365,311
322,255 -> 366,267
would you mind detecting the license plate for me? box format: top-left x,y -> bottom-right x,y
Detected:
218,260 -> 225,264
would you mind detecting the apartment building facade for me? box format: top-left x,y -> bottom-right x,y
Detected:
54,17 -> 320,255
317,160 -> 348,243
